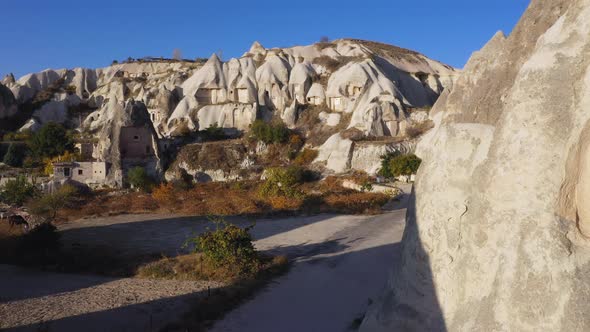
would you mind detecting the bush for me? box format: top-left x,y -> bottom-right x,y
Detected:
127,167 -> 155,192
379,153 -> 422,178
202,122 -> 227,141
250,120 -> 291,144
259,166 -> 305,199
152,182 -> 178,207
29,122 -> 75,159
27,185 -> 78,221
0,175 -> 38,206
293,149 -> 318,166
184,216 -> 259,276
2,143 -> 26,167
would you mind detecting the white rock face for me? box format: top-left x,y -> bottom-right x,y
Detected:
315,133 -> 354,173
7,39 -> 455,143
350,141 -> 414,175
83,81 -> 162,185
315,134 -> 414,175
362,1 -> 590,331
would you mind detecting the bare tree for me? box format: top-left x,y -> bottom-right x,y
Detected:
173,48 -> 183,60
320,36 -> 330,43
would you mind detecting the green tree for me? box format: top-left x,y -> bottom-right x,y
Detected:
127,167 -> 154,192
0,175 -> 38,206
29,122 -> 74,159
3,143 -> 25,167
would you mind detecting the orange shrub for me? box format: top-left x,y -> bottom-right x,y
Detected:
152,183 -> 178,208
267,195 -> 304,211
293,149 -> 318,166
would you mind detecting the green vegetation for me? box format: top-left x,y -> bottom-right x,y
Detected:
29,122 -> 75,159
250,120 -> 291,144
137,217 -> 290,331
293,148 -> 319,166
2,143 -> 26,167
379,153 -> 422,179
184,216 -> 259,276
201,122 -> 227,141
259,166 -> 305,199
0,175 -> 38,206
126,167 -> 155,192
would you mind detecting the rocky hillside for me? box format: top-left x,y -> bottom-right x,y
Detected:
1,39 -> 457,177
361,0 -> 590,331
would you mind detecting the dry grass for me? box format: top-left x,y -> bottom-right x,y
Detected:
405,120 -> 434,139
162,254 -> 290,332
137,253 -> 288,283
315,42 -> 336,50
54,175 -> 391,223
324,192 -> 389,214
293,149 -> 319,166
57,190 -> 157,222
312,56 -> 365,73
295,104 -> 353,147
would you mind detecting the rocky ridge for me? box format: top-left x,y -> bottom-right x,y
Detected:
2,39 -> 457,178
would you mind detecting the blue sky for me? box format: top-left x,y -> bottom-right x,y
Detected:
0,0 -> 530,79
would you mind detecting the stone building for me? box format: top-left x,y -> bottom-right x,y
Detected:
52,161 -> 108,187
119,126 -> 156,159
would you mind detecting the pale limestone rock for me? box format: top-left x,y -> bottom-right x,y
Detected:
319,111 -> 341,127
362,1 -> 590,331
181,53 -> 227,101
83,82 -> 162,185
288,60 -> 316,103
350,141 -> 414,175
196,103 -> 257,131
306,83 -> 326,105
314,133 -> 354,173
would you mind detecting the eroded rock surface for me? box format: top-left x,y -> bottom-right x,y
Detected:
362,1 -> 590,331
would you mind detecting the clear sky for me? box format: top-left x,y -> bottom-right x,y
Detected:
0,0 -> 530,79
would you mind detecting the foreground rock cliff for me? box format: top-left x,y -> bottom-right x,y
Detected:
362,0 -> 590,331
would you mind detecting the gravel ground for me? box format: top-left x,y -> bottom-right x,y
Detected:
0,264 -> 222,331
0,184 -> 411,331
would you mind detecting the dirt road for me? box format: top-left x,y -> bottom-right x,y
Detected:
0,189 -> 409,331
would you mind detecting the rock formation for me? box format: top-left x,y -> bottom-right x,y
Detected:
0,83 -> 17,119
84,82 -> 162,186
2,39 -> 458,178
362,1 -> 590,331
